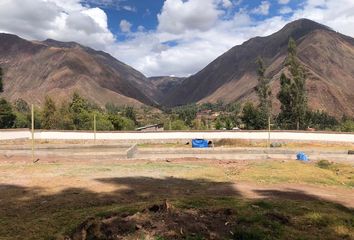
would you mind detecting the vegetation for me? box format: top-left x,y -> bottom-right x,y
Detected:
0,98 -> 15,128
241,102 -> 264,130
0,41 -> 352,132
0,92 -> 352,132
255,57 -> 272,128
0,160 -> 353,239
0,66 -> 3,92
277,38 -> 307,130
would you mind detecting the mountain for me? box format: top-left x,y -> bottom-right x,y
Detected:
163,19 -> 354,117
148,76 -> 185,103
0,33 -> 157,107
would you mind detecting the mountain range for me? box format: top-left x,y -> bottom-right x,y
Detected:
1,19 -> 354,117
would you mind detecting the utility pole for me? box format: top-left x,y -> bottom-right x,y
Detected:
31,104 -> 34,162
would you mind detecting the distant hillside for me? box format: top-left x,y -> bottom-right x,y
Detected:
148,76 -> 185,103
163,19 -> 354,117
0,34 -> 157,107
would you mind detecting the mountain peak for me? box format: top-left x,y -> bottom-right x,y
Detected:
42,39 -> 80,49
279,18 -> 333,38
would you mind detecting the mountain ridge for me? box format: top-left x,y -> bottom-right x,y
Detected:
0,33 -> 157,107
162,19 -> 354,117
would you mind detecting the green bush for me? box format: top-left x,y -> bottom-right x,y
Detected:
14,112 -> 29,128
171,120 -> 189,130
0,98 -> 16,128
109,115 -> 135,131
316,160 -> 332,169
340,120 -> 354,132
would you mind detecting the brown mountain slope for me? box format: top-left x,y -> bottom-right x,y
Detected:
148,76 -> 185,103
163,19 -> 354,117
0,34 -> 157,107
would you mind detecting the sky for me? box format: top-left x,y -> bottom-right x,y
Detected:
0,0 -> 354,77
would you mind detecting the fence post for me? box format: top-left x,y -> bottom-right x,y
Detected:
268,116 -> 271,148
31,104 -> 34,162
94,113 -> 96,144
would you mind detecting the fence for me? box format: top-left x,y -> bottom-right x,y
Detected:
1,129 -> 354,143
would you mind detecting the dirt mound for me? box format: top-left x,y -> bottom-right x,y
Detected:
64,201 -> 237,240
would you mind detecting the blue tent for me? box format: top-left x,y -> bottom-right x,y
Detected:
192,139 -> 209,148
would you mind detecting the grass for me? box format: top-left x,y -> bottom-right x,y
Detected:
0,159 -> 353,239
213,139 -> 354,151
174,197 -> 354,240
228,160 -> 354,188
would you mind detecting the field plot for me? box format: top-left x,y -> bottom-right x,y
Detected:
0,151 -> 353,240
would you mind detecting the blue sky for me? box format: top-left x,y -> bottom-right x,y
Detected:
1,0 -> 354,76
83,0 -> 305,37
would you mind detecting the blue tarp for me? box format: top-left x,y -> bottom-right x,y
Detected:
192,139 -> 209,148
297,152 -> 309,161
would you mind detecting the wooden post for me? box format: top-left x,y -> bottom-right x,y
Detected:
267,116 -> 271,148
94,113 -> 96,143
31,104 -> 34,162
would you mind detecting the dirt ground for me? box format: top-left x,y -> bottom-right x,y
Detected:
0,155 -> 353,239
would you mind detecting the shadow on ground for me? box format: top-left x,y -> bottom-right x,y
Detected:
0,177 -> 353,240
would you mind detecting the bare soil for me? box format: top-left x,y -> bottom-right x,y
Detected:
65,201 -> 237,240
0,155 -> 353,239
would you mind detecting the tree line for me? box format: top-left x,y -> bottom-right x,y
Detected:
0,92 -> 138,131
1,38 -> 354,132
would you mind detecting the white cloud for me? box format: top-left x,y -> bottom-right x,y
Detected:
120,19 -> 132,33
221,0 -> 233,8
251,1 -> 271,15
157,0 -> 221,34
278,0 -> 290,4
1,0 -> 354,78
122,5 -> 137,12
291,0 -> 354,37
0,0 -> 114,49
279,6 -> 293,14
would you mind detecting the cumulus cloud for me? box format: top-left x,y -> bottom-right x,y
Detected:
278,0 -> 290,4
279,6 -> 293,14
1,0 -> 354,78
157,0 -> 221,34
120,20 -> 132,33
221,0 -> 233,8
251,1 -> 271,15
0,0 -> 114,49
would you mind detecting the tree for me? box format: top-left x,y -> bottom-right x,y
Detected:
241,102 -> 264,130
215,118 -> 223,130
109,114 -> 135,131
69,93 -> 91,129
14,98 -> 30,113
0,98 -> 16,128
277,73 -> 293,128
42,96 -> 58,129
56,102 -> 75,130
0,67 -> 3,92
14,112 -> 29,128
170,120 -> 189,130
340,120 -> 354,132
13,98 -> 30,128
255,57 -> 272,129
124,106 -> 137,123
304,110 -> 338,130
95,112 -> 114,131
277,38 -> 307,130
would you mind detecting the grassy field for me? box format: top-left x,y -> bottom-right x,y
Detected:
0,157 -> 353,239
138,139 -> 354,151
